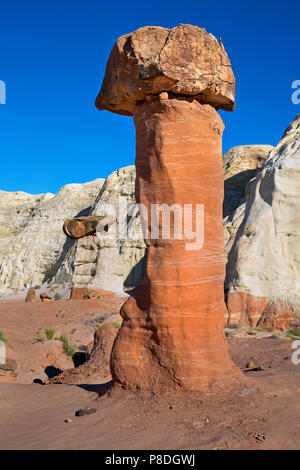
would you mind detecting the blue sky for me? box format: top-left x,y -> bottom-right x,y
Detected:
0,0 -> 299,194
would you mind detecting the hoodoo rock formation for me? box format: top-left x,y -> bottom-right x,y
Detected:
226,115 -> 300,330
96,24 -> 241,391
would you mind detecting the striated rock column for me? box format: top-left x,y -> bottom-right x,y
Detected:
110,96 -> 240,390
96,24 -> 241,391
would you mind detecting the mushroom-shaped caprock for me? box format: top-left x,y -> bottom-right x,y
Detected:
95,24 -> 235,115
95,24 -> 241,392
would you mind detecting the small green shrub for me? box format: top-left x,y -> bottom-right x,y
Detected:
0,330 -> 7,344
58,333 -> 77,357
291,326 -> 300,337
112,322 -> 121,330
286,326 -> 300,339
44,328 -> 56,340
95,321 -> 106,331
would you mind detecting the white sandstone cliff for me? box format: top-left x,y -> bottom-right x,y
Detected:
52,166 -> 146,294
226,115 -> 300,329
0,179 -> 104,293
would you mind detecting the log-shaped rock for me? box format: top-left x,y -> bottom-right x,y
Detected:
63,215 -> 114,240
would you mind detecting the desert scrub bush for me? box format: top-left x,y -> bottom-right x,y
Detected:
58,333 -> 77,357
54,293 -> 63,301
0,330 -> 7,344
44,328 -> 56,340
112,322 -> 121,330
286,326 -> 300,339
95,321 -> 107,331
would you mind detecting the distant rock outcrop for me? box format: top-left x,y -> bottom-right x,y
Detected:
0,142 -> 275,301
223,145 -> 273,217
50,323 -> 118,385
226,115 -> 300,330
96,24 -> 241,392
223,145 -> 273,257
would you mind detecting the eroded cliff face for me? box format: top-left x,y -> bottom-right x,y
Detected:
223,145 -> 273,257
0,180 -> 104,293
0,191 -> 53,250
51,166 -> 146,295
0,146 -> 271,296
226,115 -> 300,330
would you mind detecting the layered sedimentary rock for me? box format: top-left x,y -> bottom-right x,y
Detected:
54,166 -> 146,295
0,180 -> 104,293
0,147 -> 273,297
0,191 -> 52,250
223,145 -> 273,256
226,115 -> 300,330
223,145 -> 273,218
96,24 -> 241,391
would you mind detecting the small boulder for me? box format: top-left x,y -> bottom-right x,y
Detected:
40,293 -> 52,302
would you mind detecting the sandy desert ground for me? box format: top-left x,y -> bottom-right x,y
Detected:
0,296 -> 300,450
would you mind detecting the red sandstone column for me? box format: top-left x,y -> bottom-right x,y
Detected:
110,96 -> 240,391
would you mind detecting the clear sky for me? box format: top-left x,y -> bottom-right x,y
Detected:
0,0 -> 299,194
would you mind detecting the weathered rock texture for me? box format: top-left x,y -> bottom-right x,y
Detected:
63,216 -> 108,239
96,25 -> 241,391
0,180 -> 104,293
0,191 -> 49,249
0,151 -> 271,298
226,115 -> 300,330
223,145 -> 273,217
95,24 -> 235,115
50,324 -> 118,384
223,145 -> 273,257
54,166 -> 146,295
25,287 -> 35,303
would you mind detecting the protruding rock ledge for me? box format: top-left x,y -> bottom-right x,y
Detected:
63,215 -> 114,240
95,24 -> 235,116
